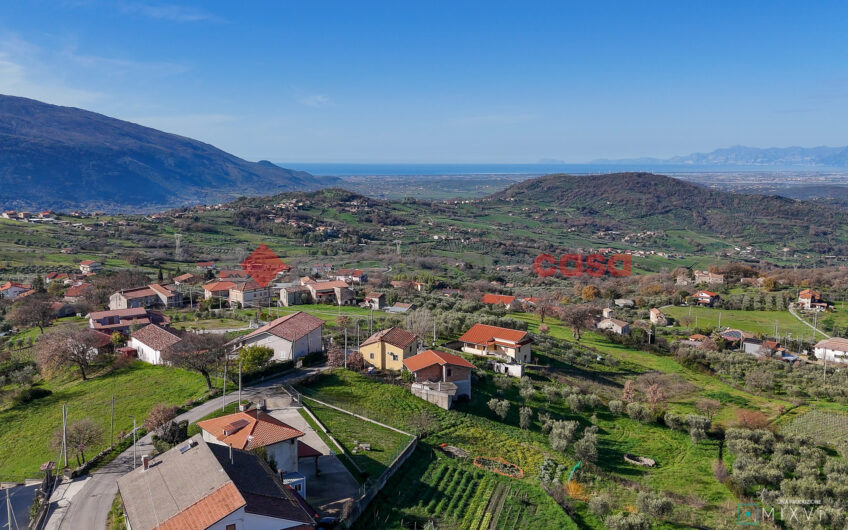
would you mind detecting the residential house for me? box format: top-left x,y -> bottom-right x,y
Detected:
228,312 -> 324,362
693,290 -> 719,307
229,280 -> 271,308
79,260 -> 102,274
196,261 -> 216,270
390,280 -> 412,290
798,289 -> 827,311
385,302 -> 415,314
458,323 -> 532,363
197,410 -> 319,482
129,324 -> 182,365
117,435 -> 316,530
88,308 -> 170,335
45,272 -> 69,284
481,293 -> 516,309
814,337 -> 848,364
597,318 -> 631,335
363,292 -> 386,310
305,280 -> 355,306
334,268 -> 367,284
649,308 -> 668,326
412,281 -> 427,292
63,283 -> 93,303
0,282 -> 32,300
203,280 -> 236,300
404,350 -> 474,409
694,270 -> 725,285
742,338 -> 764,355
173,273 -> 202,285
279,285 -> 312,307
602,307 -> 616,319
359,327 -> 419,371
109,284 -> 182,310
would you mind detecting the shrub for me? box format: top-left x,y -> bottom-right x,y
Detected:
608,400 -> 625,415
519,407 -> 532,430
605,512 -> 651,530
626,402 -> 653,423
14,386 -> 51,405
636,491 -> 673,520
549,420 -> 579,452
588,492 -> 614,516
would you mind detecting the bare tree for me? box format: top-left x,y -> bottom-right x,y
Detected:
404,309 -> 432,342
558,304 -> 599,341
695,397 -> 721,419
162,332 -> 228,390
144,403 -> 178,434
51,418 -> 104,467
8,294 -> 54,334
36,328 -> 107,380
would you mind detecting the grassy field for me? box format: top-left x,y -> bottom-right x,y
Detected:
304,399 -> 412,481
298,369 -> 735,528
662,306 -> 826,339
0,362 -> 209,480
510,312 -> 790,425
777,408 -> 848,448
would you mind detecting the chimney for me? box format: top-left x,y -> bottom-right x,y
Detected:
141,454 -> 150,470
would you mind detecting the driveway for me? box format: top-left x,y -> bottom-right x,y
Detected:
44,365 -> 328,530
267,405 -> 361,517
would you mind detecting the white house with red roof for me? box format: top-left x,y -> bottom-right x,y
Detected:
197,409 -> 319,481
88,308 -> 170,335
798,289 -> 827,311
228,279 -> 271,308
481,293 -> 516,309
78,260 -> 102,274
693,290 -> 719,307
130,324 -> 182,365
333,268 -> 367,284
458,323 -> 532,362
228,312 -> 324,362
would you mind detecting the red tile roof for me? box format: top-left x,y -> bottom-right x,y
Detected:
197,410 -> 304,450
157,482 -> 245,530
64,283 -> 93,297
203,281 -> 236,292
131,324 -> 182,351
360,327 -> 418,349
306,280 -> 349,291
799,289 -> 820,299
458,323 -> 530,346
240,311 -> 323,343
90,307 -> 149,320
403,349 -> 474,372
481,293 -> 516,305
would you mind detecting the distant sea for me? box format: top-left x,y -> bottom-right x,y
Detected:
279,162 -> 832,177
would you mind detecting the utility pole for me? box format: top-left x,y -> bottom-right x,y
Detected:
61,404 -> 67,469
369,308 -> 373,335
344,327 -> 348,363
222,357 -> 228,412
110,396 -> 115,448
433,317 -> 437,347
132,416 -> 137,468
238,360 -> 242,411
718,311 -> 721,329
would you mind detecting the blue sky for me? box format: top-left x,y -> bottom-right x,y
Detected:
1,1 -> 847,163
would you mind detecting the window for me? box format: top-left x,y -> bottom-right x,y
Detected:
370,353 -> 374,359
391,354 -> 398,361
446,368 -> 452,377
226,524 -> 236,530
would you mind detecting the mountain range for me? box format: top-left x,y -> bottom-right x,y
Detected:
0,95 -> 338,212
592,145 -> 848,167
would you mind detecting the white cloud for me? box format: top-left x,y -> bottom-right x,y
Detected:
121,3 -> 224,23
300,94 -> 331,108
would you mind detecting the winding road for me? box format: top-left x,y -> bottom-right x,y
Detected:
43,365 -> 327,530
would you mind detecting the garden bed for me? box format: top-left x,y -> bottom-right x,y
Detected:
472,456 -> 524,478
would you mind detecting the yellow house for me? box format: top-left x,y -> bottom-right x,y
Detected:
359,327 -> 419,371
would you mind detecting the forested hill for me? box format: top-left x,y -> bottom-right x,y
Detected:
489,173 -> 846,252
0,94 -> 339,212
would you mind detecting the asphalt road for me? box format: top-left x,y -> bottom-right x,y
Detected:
44,365 -> 327,530
1,483 -> 38,530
